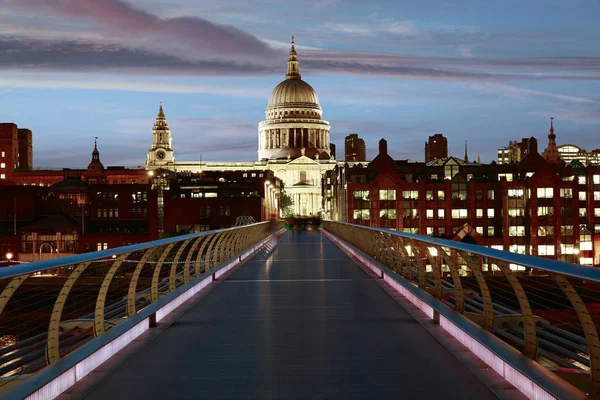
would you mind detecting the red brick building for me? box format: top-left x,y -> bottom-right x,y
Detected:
0,179 -> 158,261
0,136 -> 280,261
325,138 -> 600,266
162,170 -> 280,233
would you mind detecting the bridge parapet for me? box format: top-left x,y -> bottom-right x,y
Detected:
0,221 -> 283,397
323,221 -> 600,399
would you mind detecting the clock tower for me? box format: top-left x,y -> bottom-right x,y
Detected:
147,102 -> 174,168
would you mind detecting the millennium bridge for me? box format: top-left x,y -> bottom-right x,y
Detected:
0,221 -> 599,399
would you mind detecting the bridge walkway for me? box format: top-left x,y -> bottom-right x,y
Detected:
59,231 -> 501,399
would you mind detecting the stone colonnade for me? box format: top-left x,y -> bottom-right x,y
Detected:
291,191 -> 320,216
260,127 -> 330,150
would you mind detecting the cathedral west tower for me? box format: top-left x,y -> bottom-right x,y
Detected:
147,102 -> 174,168
258,37 -> 331,161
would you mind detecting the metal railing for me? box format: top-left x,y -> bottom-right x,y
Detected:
0,221 -> 282,392
323,221 -> 600,399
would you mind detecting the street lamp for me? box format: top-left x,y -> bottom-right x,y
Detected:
5,252 -> 13,261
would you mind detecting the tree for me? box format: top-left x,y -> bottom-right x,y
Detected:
279,182 -> 295,217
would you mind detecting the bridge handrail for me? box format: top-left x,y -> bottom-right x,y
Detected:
329,221 -> 600,283
0,223 -> 265,280
323,220 -> 600,398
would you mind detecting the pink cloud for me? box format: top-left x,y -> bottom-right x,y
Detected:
11,0 -> 278,64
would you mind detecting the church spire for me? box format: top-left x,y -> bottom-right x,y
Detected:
154,102 -> 169,130
92,137 -> 99,160
464,141 -> 469,162
544,117 -> 560,162
157,102 -> 166,120
88,136 -> 104,173
286,36 -> 301,80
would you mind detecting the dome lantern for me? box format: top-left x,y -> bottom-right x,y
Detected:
286,36 -> 301,80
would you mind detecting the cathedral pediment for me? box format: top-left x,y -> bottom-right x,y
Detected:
285,155 -> 320,165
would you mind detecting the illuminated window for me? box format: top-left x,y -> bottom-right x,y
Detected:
487,208 -> 495,218
594,175 -> 600,184
509,226 -> 525,236
426,191 -> 434,201
538,245 -> 555,256
426,209 -> 434,219
353,190 -> 369,201
560,188 -> 572,198
476,226 -> 483,235
487,190 -> 495,200
353,209 -> 370,220
537,187 -> 553,198
437,190 -> 445,201
402,227 -> 419,234
508,208 -> 524,217
379,209 -> 396,219
0,174 -> 4,180
537,206 -> 553,217
487,226 -> 495,237
579,192 -> 587,201
476,209 -> 483,218
426,227 -> 434,236
561,225 -> 573,236
379,190 -> 396,200
560,243 -> 575,254
538,226 -> 554,236
402,190 -> 418,200
451,209 -> 467,219
580,208 -> 587,217
508,189 -> 523,198
509,244 -> 526,254
0,163 -> 4,168
438,209 -> 445,219
581,226 -> 592,250
0,151 -> 4,157
402,209 -> 418,219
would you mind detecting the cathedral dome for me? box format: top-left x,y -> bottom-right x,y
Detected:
267,79 -> 320,110
258,37 -> 331,161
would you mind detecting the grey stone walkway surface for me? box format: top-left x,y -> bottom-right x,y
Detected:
62,231 -> 497,399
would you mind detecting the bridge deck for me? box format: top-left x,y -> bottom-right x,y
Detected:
60,231 -> 498,399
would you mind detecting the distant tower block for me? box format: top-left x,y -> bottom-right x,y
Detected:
344,133 -> 366,162
425,134 -> 448,163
